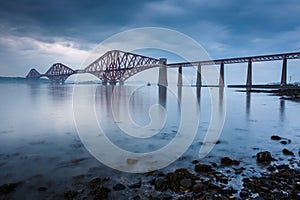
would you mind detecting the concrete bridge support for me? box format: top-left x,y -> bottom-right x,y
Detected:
196,64 -> 202,87
219,62 -> 224,87
281,56 -> 287,86
158,58 -> 168,86
177,66 -> 183,86
246,59 -> 252,87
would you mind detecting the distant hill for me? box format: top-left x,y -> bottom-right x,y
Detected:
0,76 -> 50,83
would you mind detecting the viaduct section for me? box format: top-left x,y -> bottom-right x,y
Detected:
26,50 -> 300,87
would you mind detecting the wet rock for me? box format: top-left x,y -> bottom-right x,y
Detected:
128,180 -> 141,189
215,173 -> 229,184
192,183 -> 203,193
64,190 -> 78,199
131,195 -> 141,200
252,197 -> 264,200
208,182 -> 222,190
112,183 -> 126,191
165,168 -> 198,193
239,190 -> 249,198
242,164 -> 300,200
191,160 -> 199,164
256,151 -> 273,163
38,186 -> 47,191
89,177 -> 106,189
89,177 -> 102,184
194,164 -> 213,172
211,162 -> 218,167
221,157 -> 240,166
267,166 -> 276,172
221,157 -> 233,166
234,167 -> 244,175
232,160 -> 240,166
0,182 -> 19,195
90,187 -> 111,199
180,178 -> 192,188
154,177 -> 167,191
271,135 -> 281,140
282,148 -> 294,156
280,140 -> 288,145
154,193 -> 172,200
77,188 -> 84,193
298,150 -> 300,155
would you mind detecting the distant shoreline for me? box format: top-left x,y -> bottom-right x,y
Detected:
237,88 -> 300,102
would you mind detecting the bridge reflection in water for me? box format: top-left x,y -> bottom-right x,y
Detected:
82,84 -> 225,155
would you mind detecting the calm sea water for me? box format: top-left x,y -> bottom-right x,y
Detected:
0,83 -> 299,198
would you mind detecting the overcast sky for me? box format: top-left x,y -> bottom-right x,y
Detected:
0,0 -> 300,83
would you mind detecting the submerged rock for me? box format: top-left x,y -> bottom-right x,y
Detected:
0,182 -> 19,195
128,180 -> 141,189
89,177 -> 102,184
64,190 -> 78,199
165,168 -> 198,193
221,157 -> 240,166
239,190 -> 249,198
154,177 -> 167,191
194,164 -> 213,172
271,135 -> 281,140
179,178 -> 192,188
89,187 -> 111,199
112,183 -> 126,191
280,140 -> 288,145
191,160 -> 199,164
154,193 -> 172,200
256,151 -> 273,163
282,148 -> 294,156
221,157 -> 233,166
38,186 -> 47,191
267,166 -> 276,172
192,183 -> 203,193
242,164 -> 300,199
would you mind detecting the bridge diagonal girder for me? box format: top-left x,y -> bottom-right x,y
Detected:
43,63 -> 76,83
26,68 -> 41,79
45,63 -> 76,76
84,50 -> 160,83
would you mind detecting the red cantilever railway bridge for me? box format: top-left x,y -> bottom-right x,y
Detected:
26,50 -> 300,87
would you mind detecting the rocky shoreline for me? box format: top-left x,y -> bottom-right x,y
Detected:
239,88 -> 300,102
0,135 -> 299,200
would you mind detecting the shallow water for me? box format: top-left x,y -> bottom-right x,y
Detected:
0,83 -> 299,198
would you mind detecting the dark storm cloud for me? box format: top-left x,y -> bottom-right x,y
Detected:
0,0 -> 300,76
1,0 -> 300,46
0,0 -> 146,42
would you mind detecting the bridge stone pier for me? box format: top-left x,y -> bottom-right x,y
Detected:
219,62 -> 225,87
177,66 -> 183,86
281,55 -> 287,86
158,58 -> 168,87
196,64 -> 202,87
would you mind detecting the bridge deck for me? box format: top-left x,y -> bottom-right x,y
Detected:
167,51 -> 300,67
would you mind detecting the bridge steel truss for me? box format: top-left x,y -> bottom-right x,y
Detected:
84,50 -> 160,84
43,63 -> 76,83
26,50 -> 300,86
